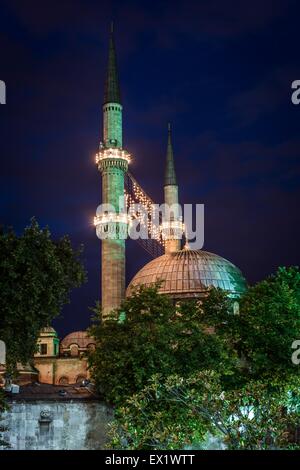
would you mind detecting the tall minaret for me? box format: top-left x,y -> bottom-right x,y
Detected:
103,22 -> 122,148
95,24 -> 130,317
163,123 -> 182,254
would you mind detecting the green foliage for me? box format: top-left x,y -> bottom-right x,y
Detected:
220,377 -> 300,450
109,372 -> 221,450
202,266 -> 300,381
109,373 -> 300,450
91,265 -> 300,449
0,218 -> 86,372
88,284 -> 236,405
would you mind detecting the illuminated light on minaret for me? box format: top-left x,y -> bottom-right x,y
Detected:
161,123 -> 184,253
94,24 -> 129,317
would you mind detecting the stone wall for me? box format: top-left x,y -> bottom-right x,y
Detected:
33,357 -> 90,385
1,400 -> 112,450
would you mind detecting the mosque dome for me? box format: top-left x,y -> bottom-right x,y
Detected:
127,249 -> 247,299
40,326 -> 57,335
60,331 -> 95,350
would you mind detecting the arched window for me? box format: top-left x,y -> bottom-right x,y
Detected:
59,376 -> 69,385
76,375 -> 86,385
70,344 -> 79,357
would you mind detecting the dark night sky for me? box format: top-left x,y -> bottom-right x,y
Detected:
1,0 -> 300,338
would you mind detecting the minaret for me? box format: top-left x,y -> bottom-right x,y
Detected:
163,124 -> 182,254
95,24 -> 130,317
103,22 -> 122,148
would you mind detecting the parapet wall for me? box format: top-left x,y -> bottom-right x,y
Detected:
1,400 -> 112,450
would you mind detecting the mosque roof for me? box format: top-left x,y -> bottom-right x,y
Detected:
127,248 -> 247,299
60,331 -> 95,349
39,327 -> 58,337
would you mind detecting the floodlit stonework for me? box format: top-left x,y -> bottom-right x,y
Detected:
96,26 -> 128,317
33,357 -> 90,386
33,328 -> 95,385
1,385 -> 112,450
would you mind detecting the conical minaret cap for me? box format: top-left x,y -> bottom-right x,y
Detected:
103,23 -> 121,105
164,123 -> 177,186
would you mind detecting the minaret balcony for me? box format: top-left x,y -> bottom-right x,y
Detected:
160,220 -> 185,240
95,147 -> 130,172
94,212 -> 130,240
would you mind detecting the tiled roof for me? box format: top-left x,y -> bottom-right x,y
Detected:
127,249 -> 247,298
5,383 -> 99,402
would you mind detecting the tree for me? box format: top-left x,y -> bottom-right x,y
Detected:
88,285 -> 236,405
202,266 -> 300,383
0,219 -> 86,372
109,373 -> 300,450
99,266 -> 300,449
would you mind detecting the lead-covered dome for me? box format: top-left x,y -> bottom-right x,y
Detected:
127,249 -> 247,299
60,331 -> 95,350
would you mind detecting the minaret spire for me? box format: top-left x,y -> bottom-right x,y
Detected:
102,23 -> 123,148
103,23 -> 121,105
163,123 -> 182,254
164,122 -> 177,186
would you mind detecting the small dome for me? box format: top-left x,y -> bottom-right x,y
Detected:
60,331 -> 94,349
127,249 -> 247,299
40,326 -> 58,336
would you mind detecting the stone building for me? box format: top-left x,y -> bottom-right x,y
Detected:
1,331 -> 100,450
33,328 -> 95,386
0,363 -> 38,386
0,328 -> 95,387
1,384 -> 112,450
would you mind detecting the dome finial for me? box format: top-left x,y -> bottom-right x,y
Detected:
184,240 -> 190,250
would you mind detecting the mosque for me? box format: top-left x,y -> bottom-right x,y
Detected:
95,25 -> 247,316
1,27 -> 246,388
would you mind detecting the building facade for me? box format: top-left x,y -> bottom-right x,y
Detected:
33,328 -> 95,385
